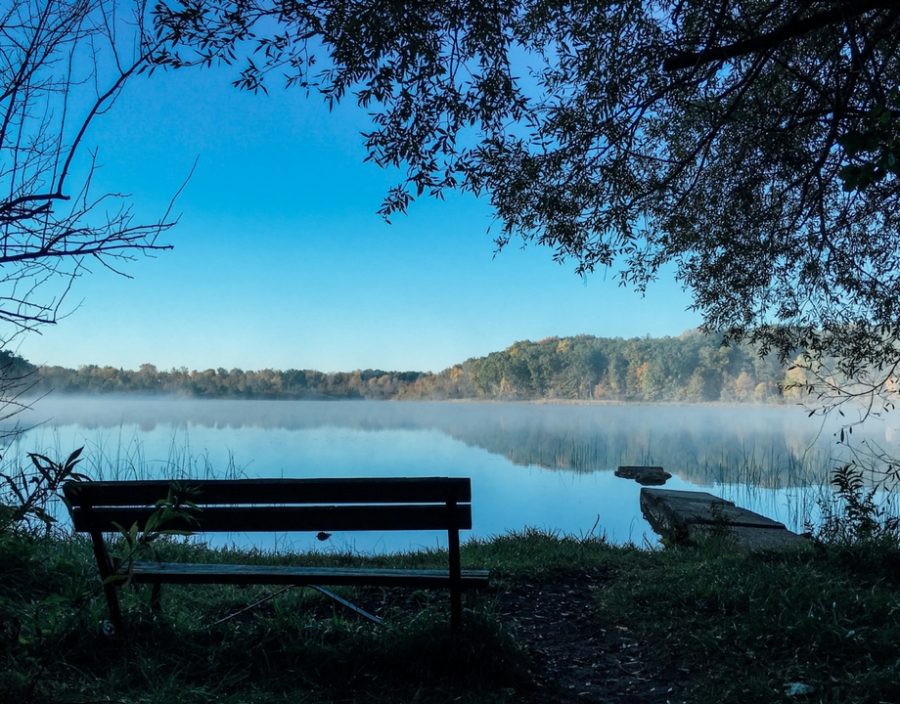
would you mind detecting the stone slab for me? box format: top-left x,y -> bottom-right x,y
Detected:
687,525 -> 810,550
615,466 -> 673,486
640,488 -> 807,551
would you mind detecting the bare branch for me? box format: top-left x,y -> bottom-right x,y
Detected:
0,0 -> 179,342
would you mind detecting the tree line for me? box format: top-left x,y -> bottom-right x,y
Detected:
2,1 -> 897,425
6,330 -> 811,403
2,1 -> 896,422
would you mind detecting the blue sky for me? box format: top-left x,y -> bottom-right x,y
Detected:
17,60 -> 701,373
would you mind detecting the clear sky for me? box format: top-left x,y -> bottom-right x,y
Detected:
17,59 -> 702,374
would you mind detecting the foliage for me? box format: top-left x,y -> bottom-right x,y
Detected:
838,99 -> 900,192
0,448 -> 87,535
26,330 -> 798,401
109,481 -> 203,586
0,350 -> 39,448
153,0 -> 900,392
815,462 -> 900,546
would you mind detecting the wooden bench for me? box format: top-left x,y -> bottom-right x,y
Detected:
63,477 -> 489,631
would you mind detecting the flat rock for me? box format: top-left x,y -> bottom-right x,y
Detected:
687,524 -> 810,550
640,488 -> 808,551
615,466 -> 673,486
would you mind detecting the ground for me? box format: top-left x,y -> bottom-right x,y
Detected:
497,568 -> 681,703
5,530 -> 899,704
335,566 -> 681,703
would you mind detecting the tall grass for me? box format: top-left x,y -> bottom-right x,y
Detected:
0,427 -> 247,527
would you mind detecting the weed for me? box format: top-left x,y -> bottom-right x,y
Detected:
815,462 -> 900,546
0,448 -> 87,535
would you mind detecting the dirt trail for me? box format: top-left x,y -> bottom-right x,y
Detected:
496,569 -> 682,703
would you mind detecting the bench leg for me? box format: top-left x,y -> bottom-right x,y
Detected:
450,587 -> 462,632
88,530 -> 123,634
448,523 -> 462,632
103,581 -> 123,633
150,582 -> 162,614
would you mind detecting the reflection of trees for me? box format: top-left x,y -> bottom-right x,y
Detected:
8,399 -> 870,488
439,414 -> 836,488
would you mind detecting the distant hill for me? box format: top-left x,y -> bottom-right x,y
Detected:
422,330 -> 799,403
11,330 -> 806,403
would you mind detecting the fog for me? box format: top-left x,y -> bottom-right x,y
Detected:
4,396 -> 895,549
5,396 -> 893,484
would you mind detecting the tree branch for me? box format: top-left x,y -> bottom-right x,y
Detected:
663,0 -> 897,72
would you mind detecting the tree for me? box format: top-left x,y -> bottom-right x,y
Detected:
1,0 -> 175,344
154,0 -> 900,403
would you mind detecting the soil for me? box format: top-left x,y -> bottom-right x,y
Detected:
495,568 -> 683,704
248,570 -> 684,702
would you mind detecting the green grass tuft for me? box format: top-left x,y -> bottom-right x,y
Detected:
596,540 -> 900,704
3,527 -> 899,703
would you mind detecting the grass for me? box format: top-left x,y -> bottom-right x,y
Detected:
2,527 -> 899,704
0,529 -> 550,704
597,538 -> 900,704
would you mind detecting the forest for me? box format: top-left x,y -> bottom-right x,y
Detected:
7,330 -> 809,403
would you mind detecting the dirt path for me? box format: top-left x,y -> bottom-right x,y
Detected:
496,569 -> 682,703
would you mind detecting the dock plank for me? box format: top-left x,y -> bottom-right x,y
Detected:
640,488 -> 807,550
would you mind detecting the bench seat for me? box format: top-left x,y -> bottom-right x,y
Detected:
129,561 -> 491,588
64,476 -> 488,631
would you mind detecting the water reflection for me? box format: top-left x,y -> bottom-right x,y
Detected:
3,397 -> 896,550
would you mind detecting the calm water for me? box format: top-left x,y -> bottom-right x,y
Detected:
5,397 -> 898,552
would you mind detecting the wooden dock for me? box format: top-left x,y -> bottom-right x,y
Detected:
640,488 -> 808,550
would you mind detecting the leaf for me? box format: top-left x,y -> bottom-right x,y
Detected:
144,512 -> 160,534
64,447 -> 84,470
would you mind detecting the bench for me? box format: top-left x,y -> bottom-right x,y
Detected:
63,477 -> 489,631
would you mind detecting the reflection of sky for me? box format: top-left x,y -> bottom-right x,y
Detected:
6,398 -> 876,552
12,396 -> 898,485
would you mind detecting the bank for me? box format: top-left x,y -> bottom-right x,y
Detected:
2,526 -> 898,704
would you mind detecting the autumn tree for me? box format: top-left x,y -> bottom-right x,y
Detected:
153,0 -> 900,409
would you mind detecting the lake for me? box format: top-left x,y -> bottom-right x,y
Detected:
5,397 -> 898,552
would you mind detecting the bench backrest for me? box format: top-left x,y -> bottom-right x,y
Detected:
63,477 -> 472,533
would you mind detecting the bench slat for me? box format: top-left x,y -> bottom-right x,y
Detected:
71,504 -> 472,532
65,476 -> 487,632
127,561 -> 490,589
63,477 -> 471,506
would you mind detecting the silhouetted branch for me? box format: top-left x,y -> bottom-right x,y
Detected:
0,0 -> 178,344
663,0 -> 897,72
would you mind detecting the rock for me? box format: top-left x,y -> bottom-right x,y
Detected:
640,488 -> 810,551
615,466 -> 672,486
784,682 -> 814,696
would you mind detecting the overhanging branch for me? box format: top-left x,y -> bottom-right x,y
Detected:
663,0 -> 897,72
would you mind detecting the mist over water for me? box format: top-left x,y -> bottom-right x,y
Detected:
5,397 -> 898,552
